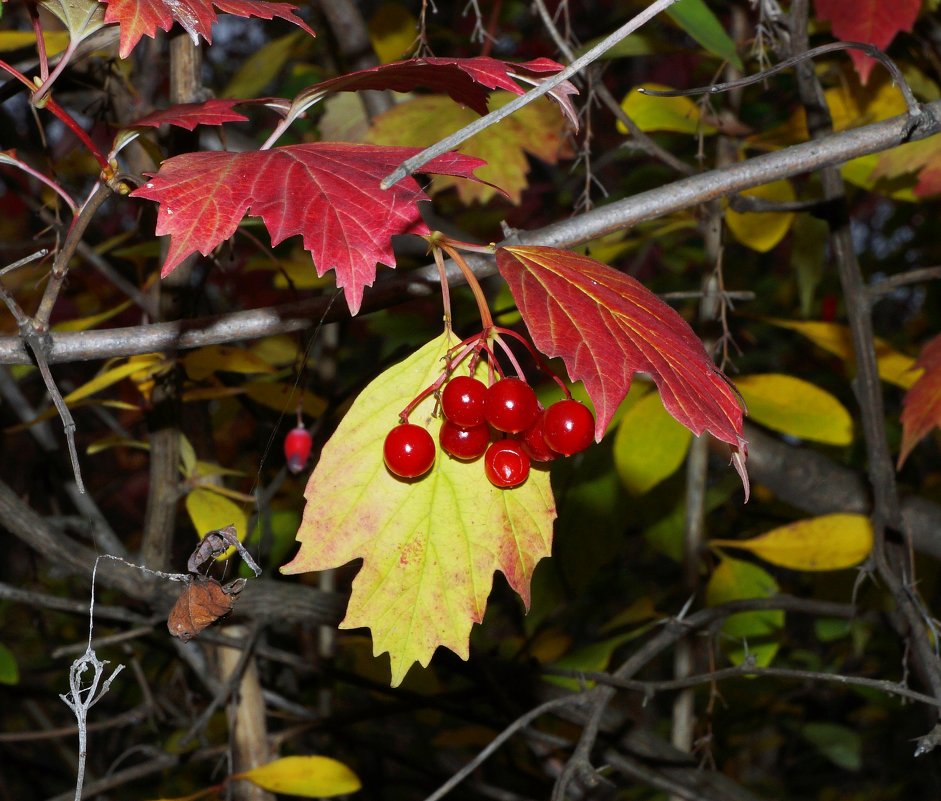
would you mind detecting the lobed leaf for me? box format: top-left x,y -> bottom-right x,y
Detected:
496,245 -> 746,452
100,0 -> 315,59
282,332 -> 556,686
131,144 -> 491,315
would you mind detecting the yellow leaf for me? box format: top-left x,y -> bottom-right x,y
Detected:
618,83 -> 717,135
0,30 -> 70,55
368,2 -> 417,63
711,513 -> 872,571
705,555 -> 783,666
767,318 -> 922,388
221,30 -> 306,98
282,332 -> 556,686
613,388 -> 692,494
725,180 -> 796,253
249,335 -> 299,367
182,346 -> 277,381
243,381 -> 327,418
62,354 -> 166,405
86,435 -> 149,456
236,755 -> 360,797
53,299 -> 134,332
185,488 -> 248,543
735,373 -> 853,445
367,92 -> 572,204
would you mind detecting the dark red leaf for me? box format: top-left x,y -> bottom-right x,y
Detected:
496,245 -> 746,452
297,56 -> 578,129
131,143 -> 491,315
898,332 -> 941,466
129,99 -> 250,131
102,0 -> 315,59
813,0 -> 920,84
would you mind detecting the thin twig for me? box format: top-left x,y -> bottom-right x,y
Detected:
380,0 -> 682,188
868,265 -> 941,297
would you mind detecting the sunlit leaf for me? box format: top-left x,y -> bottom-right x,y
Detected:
236,755 -> 360,796
368,2 -> 417,64
0,30 -> 70,55
618,83 -> 716,135
185,488 -> 248,543
735,373 -> 853,445
62,354 -> 168,405
706,555 -> 783,666
711,513 -> 873,571
282,332 -> 555,685
613,387 -> 692,494
53,299 -> 133,332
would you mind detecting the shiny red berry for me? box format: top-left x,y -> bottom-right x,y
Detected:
383,423 -> 435,478
543,399 -> 595,456
441,375 -> 488,428
520,410 -> 558,463
484,439 -> 531,488
439,420 -> 490,460
484,377 -> 538,433
284,426 -> 313,474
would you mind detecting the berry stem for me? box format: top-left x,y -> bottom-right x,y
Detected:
490,332 -> 527,381
440,243 -> 493,331
492,325 -> 572,398
430,243 -> 453,332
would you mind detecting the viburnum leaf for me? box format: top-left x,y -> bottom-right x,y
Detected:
496,246 -> 747,484
898,332 -> 941,467
366,92 -> 572,204
813,0 -> 920,84
128,99 -> 250,130
130,144 -> 491,315
39,0 -> 106,43
281,332 -> 556,686
293,56 -> 578,128
100,0 -> 315,59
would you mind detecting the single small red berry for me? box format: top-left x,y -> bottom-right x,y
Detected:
520,410 -> 558,463
484,439 -> 531,488
441,375 -> 488,428
543,399 -> 595,456
484,377 -> 538,433
439,420 -> 491,460
384,423 -> 436,478
284,425 -> 313,474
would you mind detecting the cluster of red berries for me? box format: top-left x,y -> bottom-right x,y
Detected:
383,376 -> 595,488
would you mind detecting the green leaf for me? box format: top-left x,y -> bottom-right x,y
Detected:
39,0 -> 106,43
236,755 -> 361,797
734,373 -> 854,445
711,514 -> 872,571
801,722 -> 862,772
666,0 -> 743,70
282,332 -> 556,686
613,387 -> 692,494
222,31 -> 306,98
792,215 -> 829,317
705,555 -> 783,666
0,643 -> 19,685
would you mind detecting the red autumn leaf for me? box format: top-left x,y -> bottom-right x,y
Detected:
131,143 -> 491,315
129,99 -> 250,130
101,0 -> 315,59
898,332 -> 941,467
813,0 -> 920,84
496,245 -> 746,453
294,56 -> 579,129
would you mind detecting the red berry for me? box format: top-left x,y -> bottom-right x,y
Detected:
484,439 -> 531,488
284,426 -> 313,473
543,399 -> 595,456
439,420 -> 490,460
520,410 -> 557,463
441,375 -> 487,428
484,377 -> 538,433
383,423 -> 436,478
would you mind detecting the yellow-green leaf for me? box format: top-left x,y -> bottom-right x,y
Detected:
53,300 -> 133,332
282,332 -> 556,686
368,2 -> 417,63
243,381 -> 327,418
62,354 -> 166,405
711,514 -> 872,571
0,643 -> 19,685
236,755 -> 360,797
735,373 -> 853,445
0,30 -> 70,55
222,30 -> 306,98
767,318 -> 922,388
725,180 -> 796,253
182,346 -> 277,381
185,488 -> 247,543
618,83 -> 717,135
613,388 -> 692,494
705,555 -> 783,666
